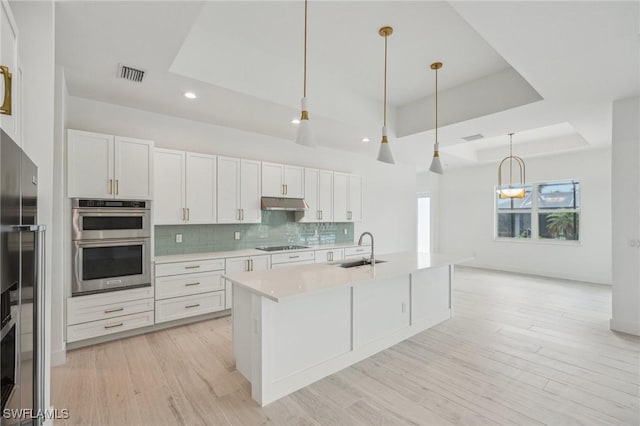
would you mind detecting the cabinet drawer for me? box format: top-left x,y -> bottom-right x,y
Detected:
67,297 -> 155,326
344,246 -> 372,258
155,258 -> 225,277
314,249 -> 344,263
155,271 -> 224,300
155,292 -> 225,323
67,286 -> 153,312
67,310 -> 154,343
271,250 -> 315,265
271,259 -> 315,269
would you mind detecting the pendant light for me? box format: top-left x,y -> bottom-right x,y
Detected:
376,26 -> 394,164
295,0 -> 315,147
429,62 -> 443,174
498,132 -> 526,198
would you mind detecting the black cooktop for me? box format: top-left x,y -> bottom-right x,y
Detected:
256,245 -> 309,252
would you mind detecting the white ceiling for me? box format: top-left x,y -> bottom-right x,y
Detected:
56,1 -> 640,172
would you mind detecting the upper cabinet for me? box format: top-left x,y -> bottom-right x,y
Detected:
217,157 -> 261,224
67,130 -> 154,200
154,149 -> 217,225
0,2 -> 20,144
297,168 -> 333,223
262,162 -> 304,198
334,172 -> 362,222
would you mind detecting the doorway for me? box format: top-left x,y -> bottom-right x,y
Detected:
417,195 -> 431,253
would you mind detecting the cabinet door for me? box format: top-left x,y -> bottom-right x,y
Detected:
250,255 -> 271,271
225,256 -> 250,309
261,162 -> 284,197
154,149 -> 185,224
300,168 -> 319,222
185,152 -> 217,224
217,156 -> 241,223
314,249 -> 344,263
333,172 -> 349,222
348,174 -> 362,222
240,159 -> 262,223
318,170 -> 334,222
0,2 -> 18,142
67,130 -> 114,198
115,136 -> 153,200
284,165 -> 304,198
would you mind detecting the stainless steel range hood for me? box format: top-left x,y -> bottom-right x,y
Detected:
261,197 -> 309,211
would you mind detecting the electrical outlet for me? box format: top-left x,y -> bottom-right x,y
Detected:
175,234 -> 182,243
234,231 -> 241,240
343,228 -> 348,235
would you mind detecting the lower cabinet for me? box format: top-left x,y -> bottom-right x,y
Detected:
344,246 -> 372,259
155,292 -> 225,323
66,287 -> 155,343
155,259 -> 227,323
224,255 -> 270,309
314,248 -> 344,263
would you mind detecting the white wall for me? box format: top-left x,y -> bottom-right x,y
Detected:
416,171 -> 440,252
51,66 -> 67,365
438,148 -> 612,285
10,0 -> 55,412
611,96 -> 640,336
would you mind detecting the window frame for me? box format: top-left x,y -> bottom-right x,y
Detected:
494,179 -> 581,244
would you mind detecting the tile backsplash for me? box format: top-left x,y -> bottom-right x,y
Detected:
155,211 -> 354,256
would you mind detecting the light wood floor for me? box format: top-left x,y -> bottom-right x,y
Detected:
52,267 -> 640,426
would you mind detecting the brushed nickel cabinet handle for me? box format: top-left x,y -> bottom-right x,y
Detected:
241,209 -> 244,220
104,307 -> 124,314
185,304 -> 200,309
185,282 -> 200,287
0,65 -> 12,115
246,259 -> 250,271
250,259 -> 254,271
185,265 -> 200,269
186,208 -> 190,221
281,184 -> 285,195
285,184 -> 288,195
320,210 -> 323,221
104,322 -> 124,329
115,179 -> 119,195
289,255 -> 300,259
108,179 -> 113,195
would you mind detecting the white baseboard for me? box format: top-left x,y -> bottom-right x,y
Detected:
610,317 -> 640,336
464,262 -> 612,286
51,349 -> 66,366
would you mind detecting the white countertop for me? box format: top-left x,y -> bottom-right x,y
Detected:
223,251 -> 473,302
154,242 -> 368,264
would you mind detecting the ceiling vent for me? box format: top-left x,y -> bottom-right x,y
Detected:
461,133 -> 484,142
117,64 -> 145,83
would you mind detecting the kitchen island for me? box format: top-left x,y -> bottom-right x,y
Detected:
223,251 -> 471,406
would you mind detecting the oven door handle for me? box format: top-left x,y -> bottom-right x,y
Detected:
74,238 -> 149,248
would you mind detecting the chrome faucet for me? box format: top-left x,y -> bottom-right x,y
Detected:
357,231 -> 375,265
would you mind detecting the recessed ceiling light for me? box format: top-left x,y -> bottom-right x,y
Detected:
291,119 -> 301,124
184,92 -> 197,99
362,138 -> 370,143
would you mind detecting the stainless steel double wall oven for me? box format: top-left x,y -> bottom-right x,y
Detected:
72,199 -> 151,296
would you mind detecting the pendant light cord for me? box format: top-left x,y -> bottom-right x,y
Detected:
383,33 -> 388,127
303,0 -> 308,98
509,133 -> 514,186
435,66 -> 438,146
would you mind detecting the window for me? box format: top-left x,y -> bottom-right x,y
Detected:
495,180 -> 580,242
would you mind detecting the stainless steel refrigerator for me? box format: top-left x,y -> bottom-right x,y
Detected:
1,130 -> 46,425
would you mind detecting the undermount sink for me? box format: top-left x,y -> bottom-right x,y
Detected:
339,259 -> 386,268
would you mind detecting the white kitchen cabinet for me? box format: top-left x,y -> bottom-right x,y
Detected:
0,2 -> 19,144
115,136 -> 154,199
154,149 -> 185,224
66,286 -> 155,343
68,129 -> 154,200
154,149 -> 216,224
217,156 -> 261,224
334,172 -> 362,222
262,162 -> 304,198
314,248 -> 344,263
154,258 -> 227,323
224,255 -> 270,309
185,152 -> 217,223
298,169 -> 333,223
344,245 -> 372,259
